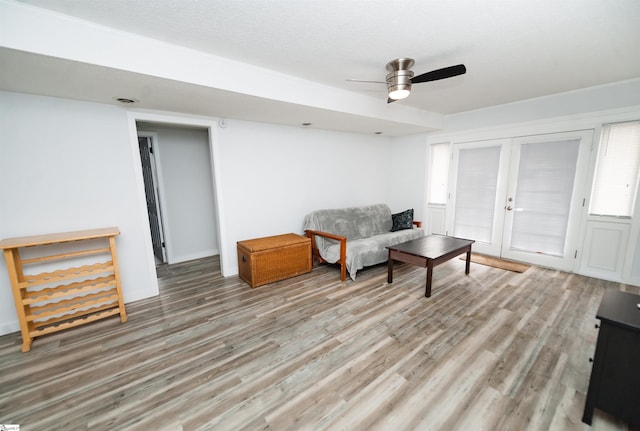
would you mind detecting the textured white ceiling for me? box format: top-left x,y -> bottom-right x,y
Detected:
4,0 -> 640,133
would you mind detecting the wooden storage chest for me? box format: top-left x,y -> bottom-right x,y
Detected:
237,233 -> 311,288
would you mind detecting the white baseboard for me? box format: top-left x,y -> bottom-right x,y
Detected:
168,249 -> 219,264
0,320 -> 20,337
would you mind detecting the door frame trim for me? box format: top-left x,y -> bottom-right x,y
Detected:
126,111 -> 228,279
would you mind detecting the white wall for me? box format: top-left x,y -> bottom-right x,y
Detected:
216,119 -> 393,275
0,91 -> 158,335
0,92 -> 399,335
388,134 -> 428,223
137,124 -> 219,263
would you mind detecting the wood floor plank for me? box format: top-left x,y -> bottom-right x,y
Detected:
1,255 -> 638,430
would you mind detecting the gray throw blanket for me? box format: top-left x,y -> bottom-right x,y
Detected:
303,204 -> 425,280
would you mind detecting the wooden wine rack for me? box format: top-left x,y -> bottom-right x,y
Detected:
0,227 -> 127,352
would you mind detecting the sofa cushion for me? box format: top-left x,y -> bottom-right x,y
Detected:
391,208 -> 414,231
323,228 -> 426,280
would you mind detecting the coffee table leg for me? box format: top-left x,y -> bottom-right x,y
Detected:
465,247 -> 471,275
387,255 -> 394,283
425,262 -> 433,297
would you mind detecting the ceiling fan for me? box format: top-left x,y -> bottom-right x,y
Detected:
348,58 -> 466,103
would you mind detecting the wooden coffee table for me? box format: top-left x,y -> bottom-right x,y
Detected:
387,235 -> 475,297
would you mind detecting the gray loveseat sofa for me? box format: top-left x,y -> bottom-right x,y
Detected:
303,203 -> 426,281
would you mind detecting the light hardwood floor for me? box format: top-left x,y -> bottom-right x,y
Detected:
1,255 -> 639,431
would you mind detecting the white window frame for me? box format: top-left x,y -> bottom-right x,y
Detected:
588,120 -> 640,218
427,142 -> 450,205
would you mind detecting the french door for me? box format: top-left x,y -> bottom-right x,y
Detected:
448,131 -> 592,271
449,139 -> 511,257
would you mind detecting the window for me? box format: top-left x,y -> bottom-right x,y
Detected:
428,142 -> 449,204
589,121 -> 640,217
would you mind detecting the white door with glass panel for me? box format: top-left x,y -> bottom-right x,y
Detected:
448,131 -> 592,271
449,139 -> 510,256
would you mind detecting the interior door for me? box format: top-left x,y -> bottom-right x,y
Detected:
501,131 -> 593,270
138,136 -> 166,263
449,139 -> 510,256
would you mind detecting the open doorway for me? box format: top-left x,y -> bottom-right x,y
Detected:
136,122 -> 220,267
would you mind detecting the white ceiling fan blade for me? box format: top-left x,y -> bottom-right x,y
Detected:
346,79 -> 386,84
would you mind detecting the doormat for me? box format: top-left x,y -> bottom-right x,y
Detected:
460,253 -> 530,273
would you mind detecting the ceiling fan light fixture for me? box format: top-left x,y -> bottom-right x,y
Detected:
386,75 -> 413,100
388,87 -> 411,100
350,57 -> 466,102
386,58 -> 414,100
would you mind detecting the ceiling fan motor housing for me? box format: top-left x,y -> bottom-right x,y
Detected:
386,58 -> 414,99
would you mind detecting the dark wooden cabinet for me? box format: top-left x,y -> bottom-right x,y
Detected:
583,289 -> 640,427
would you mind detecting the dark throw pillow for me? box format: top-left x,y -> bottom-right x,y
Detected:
391,208 -> 414,232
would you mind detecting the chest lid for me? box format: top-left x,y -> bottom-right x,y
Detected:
237,233 -> 309,252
